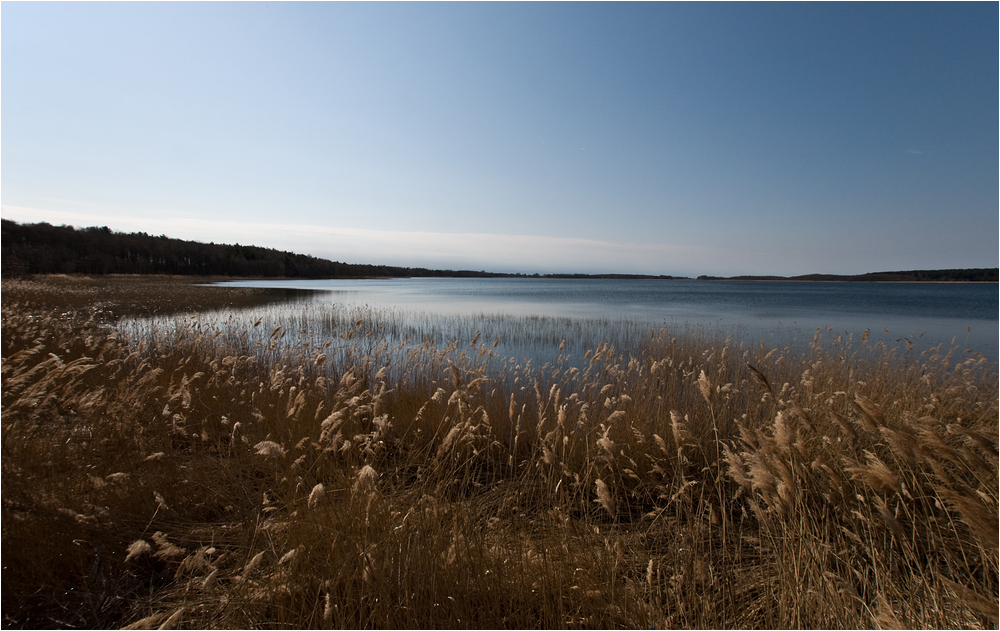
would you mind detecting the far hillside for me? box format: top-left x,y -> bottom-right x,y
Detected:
697,269 -> 998,282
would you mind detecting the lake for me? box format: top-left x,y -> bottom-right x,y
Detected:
202,278 -> 998,363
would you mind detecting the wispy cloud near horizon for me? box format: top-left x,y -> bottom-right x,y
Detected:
1,204 -> 725,277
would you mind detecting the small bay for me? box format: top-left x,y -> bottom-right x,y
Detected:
205,278 -> 998,362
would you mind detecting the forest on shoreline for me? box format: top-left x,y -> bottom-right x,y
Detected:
3,219 -> 994,281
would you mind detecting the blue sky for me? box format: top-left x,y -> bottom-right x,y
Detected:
2,2 -> 996,276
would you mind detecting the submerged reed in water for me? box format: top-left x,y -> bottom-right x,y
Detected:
2,276 -> 997,628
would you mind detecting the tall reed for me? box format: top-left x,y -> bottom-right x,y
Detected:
2,277 -> 996,628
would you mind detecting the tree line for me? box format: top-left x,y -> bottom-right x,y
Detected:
0,220 -> 510,279
5,219 -> 993,281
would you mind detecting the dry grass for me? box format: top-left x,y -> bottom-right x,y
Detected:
2,275 -> 997,629
1,274 -> 315,318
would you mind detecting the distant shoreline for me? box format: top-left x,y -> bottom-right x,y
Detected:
212,275 -> 998,283
694,278 -> 999,284
2,219 -> 996,282
695,270 -> 998,283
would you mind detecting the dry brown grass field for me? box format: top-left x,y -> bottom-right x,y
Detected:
2,275 -> 997,629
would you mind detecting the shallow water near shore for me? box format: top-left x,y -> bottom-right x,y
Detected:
195,278 -> 997,363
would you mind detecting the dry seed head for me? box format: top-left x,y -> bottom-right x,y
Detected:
862,450 -> 900,495
154,492 -> 171,512
607,410 -> 626,424
653,433 -> 669,457
852,394 -> 884,431
242,551 -> 266,578
152,534 -> 186,561
320,410 -> 346,434
595,479 -> 615,517
829,411 -> 856,442
914,425 -> 958,465
323,592 -> 334,624
737,423 -> 759,450
125,539 -> 152,563
745,452 -> 777,500
772,412 -> 794,454
174,548 -> 214,579
789,405 -> 814,433
201,568 -> 219,590
308,483 -> 325,509
722,444 -> 752,490
254,440 -> 285,458
541,443 -> 556,465
873,594 -> 905,630
845,451 -> 900,496
340,370 -> 357,389
597,426 -> 615,462
436,423 -> 463,459
697,370 -> 712,403
879,426 -> 918,466
671,411 -> 693,456
355,464 -> 379,495
279,548 -> 299,565
773,457 -> 796,509
813,459 -> 847,498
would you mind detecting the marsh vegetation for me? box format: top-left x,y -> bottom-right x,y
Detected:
2,276 -> 997,628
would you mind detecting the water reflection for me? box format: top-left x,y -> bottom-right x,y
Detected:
199,278 -> 997,361
113,278 -> 996,379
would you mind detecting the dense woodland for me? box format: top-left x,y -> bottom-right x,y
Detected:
0,220 -> 508,279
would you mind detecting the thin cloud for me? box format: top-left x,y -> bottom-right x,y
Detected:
0,204 -> 718,276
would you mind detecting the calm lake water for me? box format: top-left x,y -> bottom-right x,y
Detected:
207,278 -> 998,361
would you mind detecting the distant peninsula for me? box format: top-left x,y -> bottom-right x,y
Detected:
696,270 -> 998,282
1,219 -> 994,282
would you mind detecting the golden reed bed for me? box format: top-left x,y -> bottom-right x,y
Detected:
2,275 -> 997,628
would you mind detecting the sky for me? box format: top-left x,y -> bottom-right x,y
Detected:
2,2 -> 997,277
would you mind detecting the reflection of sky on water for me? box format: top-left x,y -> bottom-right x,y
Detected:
204,278 -> 997,362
